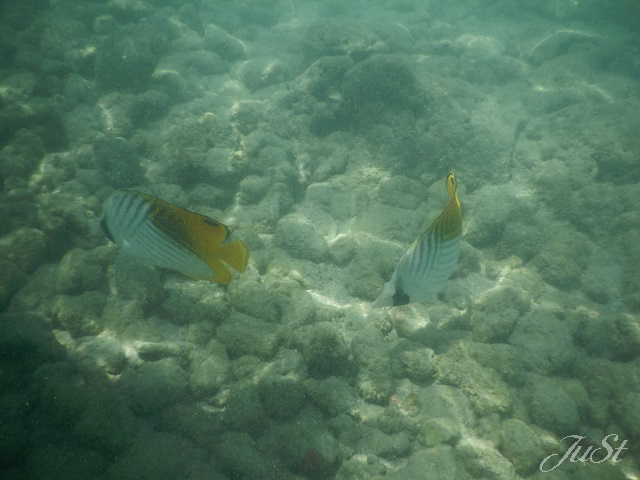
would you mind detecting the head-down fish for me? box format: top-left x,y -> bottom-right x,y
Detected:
372,172 -> 461,307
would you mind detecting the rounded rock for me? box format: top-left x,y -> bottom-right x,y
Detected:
274,216 -> 328,263
223,382 -> 267,434
119,358 -> 189,415
71,335 -> 127,375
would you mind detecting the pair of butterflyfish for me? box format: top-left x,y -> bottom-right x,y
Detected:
101,190 -> 248,283
372,172 -> 462,307
100,174 -> 460,300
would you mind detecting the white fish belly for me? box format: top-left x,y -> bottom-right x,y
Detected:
396,233 -> 461,302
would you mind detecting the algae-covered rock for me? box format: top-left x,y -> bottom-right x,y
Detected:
216,312 -> 280,360
95,93 -> 136,138
274,215 -> 328,263
163,279 -> 229,327
462,286 -> 531,343
530,230 -> 590,289
6,264 -> 57,316
508,308 -> 574,374
301,55 -> 354,100
524,374 -> 583,435
496,222 -> 544,262
0,100 -> 68,152
0,227 -> 48,274
129,89 -> 170,124
71,335 -> 127,375
303,21 -> 384,61
95,36 -> 158,93
223,382 -> 266,435
0,128 -> 45,179
189,346 -> 231,397
386,446 -> 471,480
246,182 -> 295,230
570,309 -> 640,361
462,342 -> 530,385
215,432 -> 282,479
230,355 -> 262,380
270,347 -> 308,378
344,258 -> 384,302
304,377 -> 357,417
294,322 -> 352,378
378,175 -> 429,210
133,341 -> 191,365
0,313 -> 66,388
455,437 -> 516,480
52,291 -> 105,337
257,374 -> 306,420
613,390 -> 640,441
25,443 -> 107,480
351,328 -> 390,372
417,384 -> 475,431
237,175 -> 271,205
368,429 -> 412,459
356,369 -> 395,405
149,69 -> 192,103
203,24 -> 247,61
55,248 -> 106,295
0,260 -> 27,310
499,418 -> 558,475
305,180 -> 367,222
36,192 -> 96,254
390,339 -> 437,384
328,235 -> 356,266
278,287 -> 317,327
111,254 -> 165,310
119,358 -> 189,415
228,280 -> 279,323
421,417 -> 461,447
106,430 -> 217,480
352,328 -> 394,404
464,185 -> 531,249
340,54 -> 429,126
182,49 -> 227,76
0,393 -> 30,467
73,378 -> 138,453
239,56 -> 289,91
392,303 -> 467,352
93,135 -> 144,188
436,342 -> 513,416
274,424 -> 343,478
29,360 -> 137,457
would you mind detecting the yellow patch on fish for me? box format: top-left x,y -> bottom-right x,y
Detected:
373,172 -> 462,307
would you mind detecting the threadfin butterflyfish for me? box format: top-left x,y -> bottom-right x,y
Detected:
372,172 -> 461,307
100,190 -> 249,283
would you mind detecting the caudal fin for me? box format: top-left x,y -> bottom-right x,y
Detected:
216,240 -> 249,273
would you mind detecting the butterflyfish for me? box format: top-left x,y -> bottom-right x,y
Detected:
101,190 -> 249,283
372,172 -> 462,307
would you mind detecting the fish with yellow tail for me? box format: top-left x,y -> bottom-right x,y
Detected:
101,190 -> 249,283
372,172 -> 462,307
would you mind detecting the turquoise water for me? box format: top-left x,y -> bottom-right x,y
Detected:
1,0 -> 639,478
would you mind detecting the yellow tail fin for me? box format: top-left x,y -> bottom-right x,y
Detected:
216,240 -> 249,273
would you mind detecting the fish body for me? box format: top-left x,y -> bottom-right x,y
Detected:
101,190 -> 248,283
372,173 -> 461,307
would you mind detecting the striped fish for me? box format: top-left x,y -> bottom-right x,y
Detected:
372,172 -> 462,307
101,190 -> 249,283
